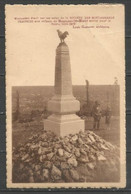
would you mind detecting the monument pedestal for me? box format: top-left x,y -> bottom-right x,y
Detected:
44,42 -> 85,137
44,115 -> 84,137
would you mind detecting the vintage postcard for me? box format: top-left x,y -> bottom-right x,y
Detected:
6,4 -> 126,188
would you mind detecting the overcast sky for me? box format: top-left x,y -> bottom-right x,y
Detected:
6,5 -> 124,86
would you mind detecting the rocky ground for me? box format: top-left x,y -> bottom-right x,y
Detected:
13,129 -> 120,183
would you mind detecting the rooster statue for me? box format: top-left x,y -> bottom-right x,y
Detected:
57,30 -> 69,42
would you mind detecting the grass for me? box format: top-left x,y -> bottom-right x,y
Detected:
85,116 -> 120,147
12,116 -> 120,148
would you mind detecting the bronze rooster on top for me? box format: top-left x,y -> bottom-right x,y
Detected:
57,30 -> 69,43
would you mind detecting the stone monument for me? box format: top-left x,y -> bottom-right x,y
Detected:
44,30 -> 85,136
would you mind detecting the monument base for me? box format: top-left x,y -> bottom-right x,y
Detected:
44,117 -> 85,137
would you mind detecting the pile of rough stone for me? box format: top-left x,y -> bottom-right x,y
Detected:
13,130 -> 120,183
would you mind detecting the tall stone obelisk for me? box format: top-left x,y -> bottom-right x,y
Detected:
44,31 -> 85,136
